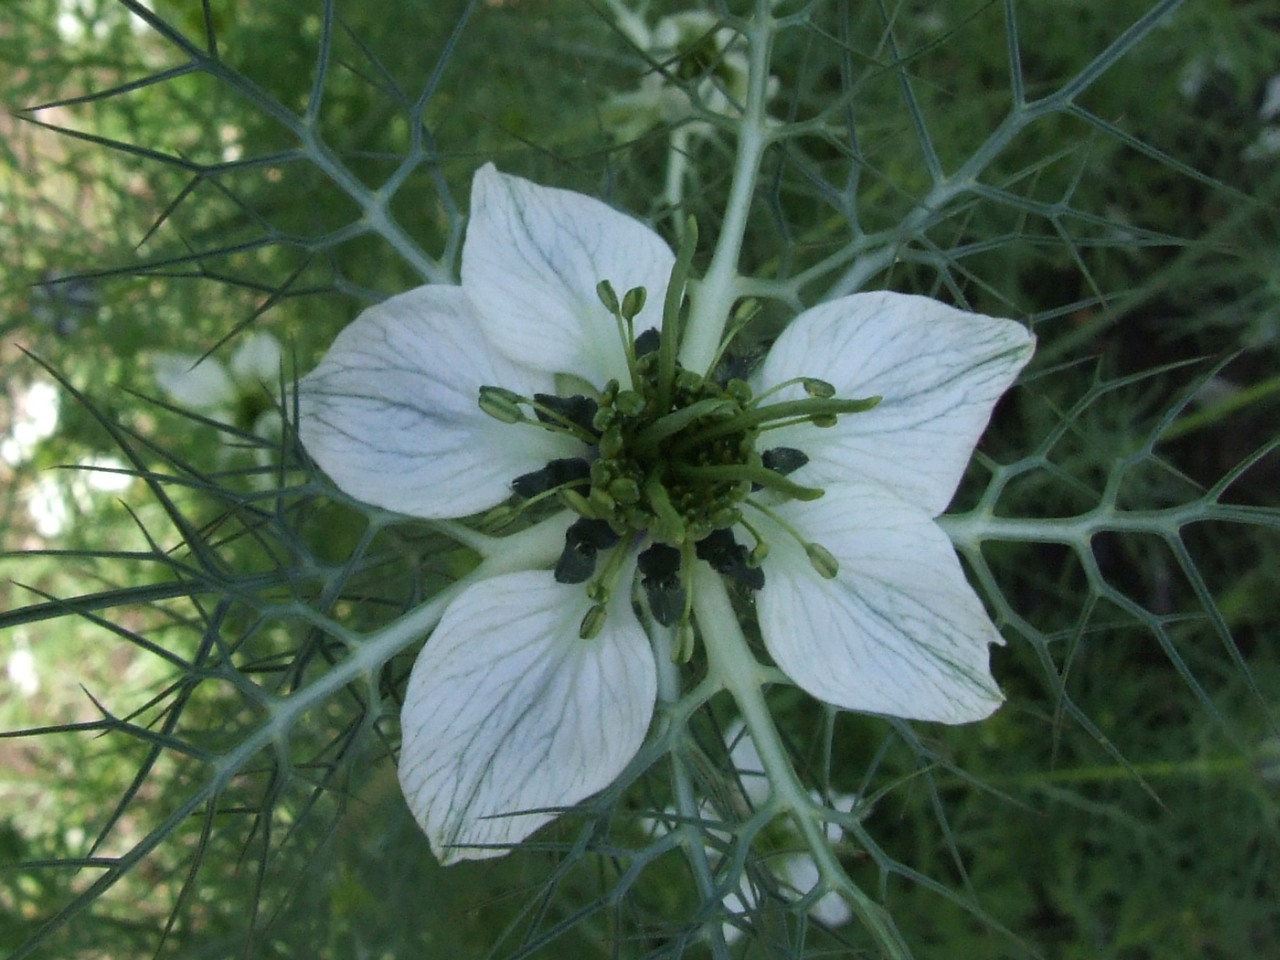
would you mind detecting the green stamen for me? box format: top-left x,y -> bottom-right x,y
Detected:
596,279 -> 620,315
747,498 -> 841,580
673,462 -> 824,501
621,286 -> 647,320
579,604 -> 608,640
586,532 -> 636,605
478,386 -> 525,423
805,542 -> 840,580
672,395 -> 881,453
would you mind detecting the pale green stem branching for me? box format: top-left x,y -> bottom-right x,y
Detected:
33,521 -> 564,953
651,620 -> 733,960
679,0 -> 779,374
937,501 -> 1272,552
693,567 -> 913,960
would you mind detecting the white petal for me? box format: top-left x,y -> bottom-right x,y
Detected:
398,569 -> 656,863
752,482 -> 1004,723
228,331 -> 283,384
463,164 -> 675,387
299,284 -> 578,519
756,292 -> 1034,516
153,353 -> 235,412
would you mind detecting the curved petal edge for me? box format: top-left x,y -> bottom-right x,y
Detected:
398,570 -> 656,863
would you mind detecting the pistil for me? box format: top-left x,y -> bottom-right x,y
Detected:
670,394 -> 881,454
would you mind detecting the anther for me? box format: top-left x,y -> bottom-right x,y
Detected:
674,620 -> 696,662
596,279 -> 620,315
805,542 -> 840,579
579,604 -> 608,639
802,378 -> 836,398
621,286 -> 647,320
478,386 -> 525,423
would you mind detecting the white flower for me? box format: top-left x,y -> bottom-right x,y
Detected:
6,641 -> 40,698
601,9 -> 776,141
152,332 -> 284,442
652,720 -> 857,942
298,164 -> 1034,863
24,454 -> 133,538
2,379 -> 61,467
1244,74 -> 1280,161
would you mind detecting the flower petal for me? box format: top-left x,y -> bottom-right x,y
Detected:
299,284 -> 578,518
753,482 -> 1004,723
398,569 -> 656,863
153,353 -> 235,412
756,292 -> 1034,516
463,164 -> 675,387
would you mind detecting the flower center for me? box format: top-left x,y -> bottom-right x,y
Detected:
590,339 -> 756,545
477,246 -> 879,645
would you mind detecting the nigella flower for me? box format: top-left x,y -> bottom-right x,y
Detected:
600,8 -> 777,141
299,165 -> 1034,863
153,331 -> 284,440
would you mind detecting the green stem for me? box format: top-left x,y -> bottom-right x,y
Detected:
651,621 -> 733,960
678,0 -> 777,375
693,568 -> 914,960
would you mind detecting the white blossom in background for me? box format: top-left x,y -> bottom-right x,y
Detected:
600,7 -> 776,141
299,165 -> 1034,864
152,331 -> 284,448
24,455 -> 134,539
55,0 -> 152,44
5,639 -> 40,699
648,721 -> 856,941
2,379 -> 61,467
1244,74 -> 1280,161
